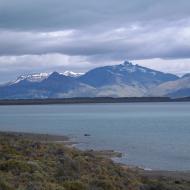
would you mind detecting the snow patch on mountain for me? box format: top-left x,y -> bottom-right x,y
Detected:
11,71 -> 84,84
63,71 -> 84,77
13,73 -> 50,84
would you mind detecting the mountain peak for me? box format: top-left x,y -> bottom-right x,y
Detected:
63,71 -> 84,77
48,71 -> 62,80
123,61 -> 133,66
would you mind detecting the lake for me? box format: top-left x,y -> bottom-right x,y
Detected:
0,102 -> 190,171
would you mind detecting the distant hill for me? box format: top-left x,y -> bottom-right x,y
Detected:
148,75 -> 190,98
1,61 -> 189,99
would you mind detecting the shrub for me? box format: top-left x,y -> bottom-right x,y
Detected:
63,181 -> 87,190
0,178 -> 13,190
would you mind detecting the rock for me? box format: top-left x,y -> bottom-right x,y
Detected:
84,134 -> 91,137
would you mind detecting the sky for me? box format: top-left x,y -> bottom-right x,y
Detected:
0,0 -> 190,82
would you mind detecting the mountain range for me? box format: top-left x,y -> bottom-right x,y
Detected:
0,61 -> 190,99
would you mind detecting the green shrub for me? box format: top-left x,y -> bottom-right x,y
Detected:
0,178 -> 13,190
63,181 -> 87,190
0,160 -> 32,174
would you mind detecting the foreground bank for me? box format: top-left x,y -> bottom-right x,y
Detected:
0,132 -> 190,190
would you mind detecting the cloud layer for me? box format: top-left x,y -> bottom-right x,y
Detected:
1,0 -> 190,31
0,0 -> 190,82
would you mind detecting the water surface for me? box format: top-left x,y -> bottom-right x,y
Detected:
0,102 -> 190,171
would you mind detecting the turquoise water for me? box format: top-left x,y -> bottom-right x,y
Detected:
0,102 -> 190,171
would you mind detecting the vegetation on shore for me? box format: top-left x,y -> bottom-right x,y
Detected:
0,96 -> 190,106
0,132 -> 189,190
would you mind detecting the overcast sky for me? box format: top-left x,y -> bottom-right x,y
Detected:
0,0 -> 190,82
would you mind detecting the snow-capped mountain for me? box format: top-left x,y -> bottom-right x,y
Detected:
12,73 -> 50,84
78,61 -> 178,88
11,71 -> 84,85
63,71 -> 84,77
1,61 -> 189,99
0,72 -> 94,99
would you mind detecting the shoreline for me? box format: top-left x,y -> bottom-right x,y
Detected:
1,130 -> 190,181
0,130 -> 123,159
1,130 -> 190,189
0,96 -> 190,106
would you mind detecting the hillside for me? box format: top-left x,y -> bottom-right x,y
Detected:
0,132 -> 190,190
149,75 -> 190,98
